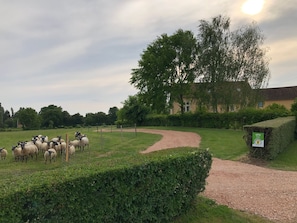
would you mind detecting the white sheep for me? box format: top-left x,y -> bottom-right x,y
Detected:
0,148 -> 8,160
44,149 -> 57,164
40,135 -> 49,142
78,135 -> 89,151
69,139 -> 80,149
60,141 -> 67,154
51,136 -> 63,142
32,138 -> 42,152
20,142 -> 38,162
51,141 -> 62,155
68,145 -> 75,157
39,141 -> 49,154
12,145 -> 22,161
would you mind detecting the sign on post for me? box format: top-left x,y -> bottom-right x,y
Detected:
252,132 -> 264,148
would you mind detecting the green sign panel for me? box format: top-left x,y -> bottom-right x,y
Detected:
252,132 -> 264,148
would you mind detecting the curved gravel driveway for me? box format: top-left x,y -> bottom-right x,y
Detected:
137,129 -> 297,223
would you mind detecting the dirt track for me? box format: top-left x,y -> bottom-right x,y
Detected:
137,129 -> 297,223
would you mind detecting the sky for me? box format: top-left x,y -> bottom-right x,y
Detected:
1,0 -> 296,116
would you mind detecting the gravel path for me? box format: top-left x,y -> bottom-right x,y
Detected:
137,129 -> 297,223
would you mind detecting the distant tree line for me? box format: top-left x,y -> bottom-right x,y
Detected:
0,103 -> 118,130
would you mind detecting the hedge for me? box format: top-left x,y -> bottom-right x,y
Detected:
0,149 -> 212,223
243,116 -> 296,160
142,109 -> 290,129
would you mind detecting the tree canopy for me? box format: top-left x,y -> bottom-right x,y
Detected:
130,15 -> 270,114
130,29 -> 198,114
196,15 -> 270,112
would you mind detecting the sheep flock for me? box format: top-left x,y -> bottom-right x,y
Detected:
4,131 -> 90,164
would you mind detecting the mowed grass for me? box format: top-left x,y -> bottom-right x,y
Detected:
0,126 -> 292,223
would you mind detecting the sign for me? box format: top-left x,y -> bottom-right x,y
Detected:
252,132 -> 264,148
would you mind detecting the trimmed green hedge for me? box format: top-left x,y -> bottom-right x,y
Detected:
0,150 -> 212,223
243,116 -> 296,160
143,109 -> 290,129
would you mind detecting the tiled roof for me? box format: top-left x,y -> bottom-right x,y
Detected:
259,86 -> 297,101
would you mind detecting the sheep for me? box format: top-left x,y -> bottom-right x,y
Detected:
68,144 -> 75,158
50,141 -> 62,155
40,135 -> 49,143
51,136 -> 64,142
78,135 -> 89,151
31,138 -> 42,152
60,141 -> 67,154
69,139 -> 80,150
39,141 -> 49,154
20,142 -> 38,162
44,149 -> 57,164
0,148 -> 8,160
12,145 -> 22,161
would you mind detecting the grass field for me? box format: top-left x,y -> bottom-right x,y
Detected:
0,126 -> 293,223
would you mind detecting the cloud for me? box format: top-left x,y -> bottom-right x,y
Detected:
0,0 -> 296,115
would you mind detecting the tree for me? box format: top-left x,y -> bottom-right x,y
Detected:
70,113 -> 84,126
16,107 -> 41,130
108,107 -> 118,124
291,98 -> 297,113
196,15 -> 270,112
130,29 -> 198,114
0,103 -> 4,128
39,105 -> 64,128
118,95 -> 150,125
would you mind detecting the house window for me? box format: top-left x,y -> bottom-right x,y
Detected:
258,101 -> 264,108
184,102 -> 190,112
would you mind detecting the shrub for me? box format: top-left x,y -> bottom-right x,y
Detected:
243,116 -> 296,160
0,149 -> 212,223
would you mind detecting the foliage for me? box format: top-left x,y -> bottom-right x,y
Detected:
131,29 -> 198,114
243,116 -> 296,160
117,95 -> 151,125
141,108 -> 290,129
0,102 -> 120,131
290,98 -> 297,113
265,103 -> 290,115
39,105 -> 64,128
196,15 -> 270,112
15,107 -> 41,130
0,149 -> 212,223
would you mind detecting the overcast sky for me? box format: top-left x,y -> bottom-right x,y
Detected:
1,0 -> 296,115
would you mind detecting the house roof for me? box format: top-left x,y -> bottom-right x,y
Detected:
259,86 -> 297,101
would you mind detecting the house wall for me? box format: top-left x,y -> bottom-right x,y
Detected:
262,99 -> 294,110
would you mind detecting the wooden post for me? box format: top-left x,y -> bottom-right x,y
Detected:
65,134 -> 69,162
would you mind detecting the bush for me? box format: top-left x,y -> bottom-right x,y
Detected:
243,116 -> 296,160
0,150 -> 212,223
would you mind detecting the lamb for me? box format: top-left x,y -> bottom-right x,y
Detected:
0,148 -> 8,160
44,149 -> 57,164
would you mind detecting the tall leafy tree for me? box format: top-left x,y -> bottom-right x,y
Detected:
16,107 -> 41,130
117,95 -> 150,125
130,29 -> 198,114
39,105 -> 64,128
108,106 -> 119,124
196,15 -> 270,112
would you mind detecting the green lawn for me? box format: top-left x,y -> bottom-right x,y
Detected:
0,126 -> 293,223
